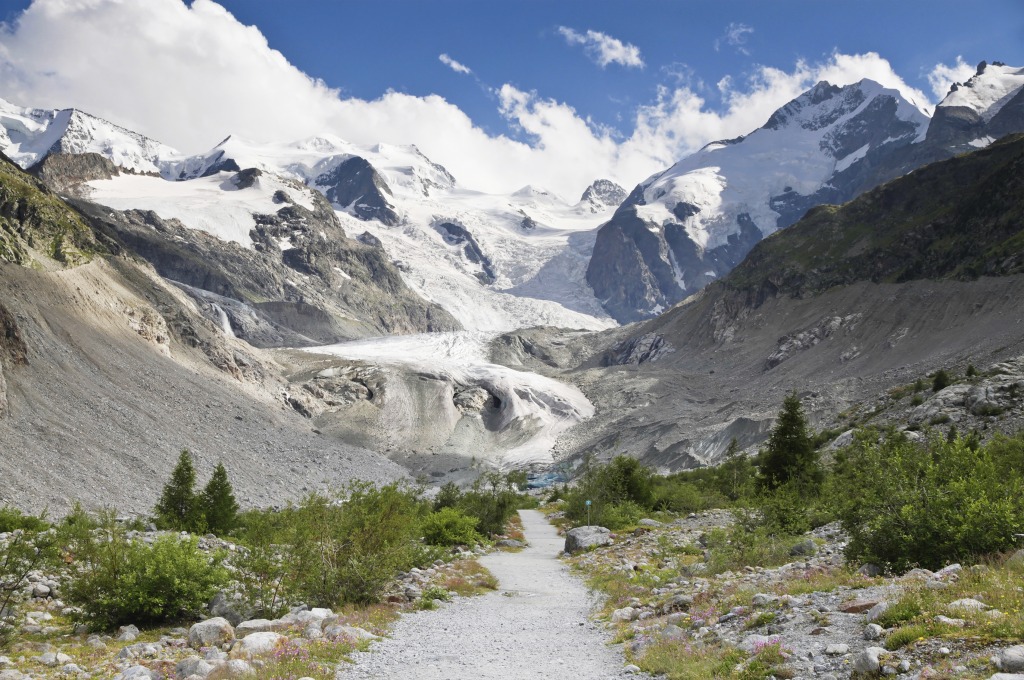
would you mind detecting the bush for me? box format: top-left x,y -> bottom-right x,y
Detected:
232,510 -> 290,618
451,473 -> 525,536
0,521 -> 56,649
828,431 -> 1024,571
64,522 -> 228,629
286,483 -> 428,606
564,456 -> 657,529
0,506 -> 50,533
422,507 -> 481,547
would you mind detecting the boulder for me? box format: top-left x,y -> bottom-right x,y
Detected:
176,657 -> 216,679
208,591 -> 250,626
996,646 -> 1024,672
229,631 -> 286,658
789,539 -> 817,557
112,666 -> 163,680
852,647 -> 887,675
323,624 -> 377,643
188,617 -> 235,649
564,526 -> 612,553
235,618 -> 287,637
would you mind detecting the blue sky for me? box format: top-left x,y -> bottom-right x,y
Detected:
0,0 -> 1022,195
197,0 -> 1023,137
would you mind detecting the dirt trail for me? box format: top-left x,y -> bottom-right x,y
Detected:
339,509 -> 641,679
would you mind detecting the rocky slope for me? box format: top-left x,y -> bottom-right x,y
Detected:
499,135 -> 1024,472
69,170 -> 460,347
0,154 -> 407,514
587,63 -> 1024,323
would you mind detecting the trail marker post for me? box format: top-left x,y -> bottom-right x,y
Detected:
586,499 -> 591,527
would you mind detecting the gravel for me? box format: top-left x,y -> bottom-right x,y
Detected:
338,510 -> 646,679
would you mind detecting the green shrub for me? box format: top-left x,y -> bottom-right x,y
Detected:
286,483 -> 428,606
564,456 -> 657,529
884,624 -> 929,650
0,522 -> 56,649
453,473 -> 524,536
422,507 -> 481,546
0,506 -> 50,533
65,526 -> 228,629
828,431 -> 1024,571
232,510 -> 290,618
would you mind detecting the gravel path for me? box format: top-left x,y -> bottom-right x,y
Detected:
338,509 -> 642,679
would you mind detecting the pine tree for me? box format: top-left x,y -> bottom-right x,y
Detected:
154,450 -> 201,532
757,393 -> 820,492
201,462 -> 239,535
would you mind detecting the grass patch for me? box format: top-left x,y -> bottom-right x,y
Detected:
637,640 -> 748,680
772,567 -> 879,596
743,611 -> 776,630
884,623 -> 931,650
441,559 -> 498,597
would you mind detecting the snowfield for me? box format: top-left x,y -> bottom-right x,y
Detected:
85,172 -> 319,247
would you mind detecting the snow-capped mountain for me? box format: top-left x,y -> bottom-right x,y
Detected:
0,97 -> 177,173
587,65 -> 1024,323
927,61 -> 1024,149
80,134 -> 619,332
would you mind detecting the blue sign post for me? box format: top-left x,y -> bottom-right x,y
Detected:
585,499 -> 591,527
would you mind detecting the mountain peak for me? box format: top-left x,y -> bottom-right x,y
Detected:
939,62 -> 1024,122
578,179 -> 627,212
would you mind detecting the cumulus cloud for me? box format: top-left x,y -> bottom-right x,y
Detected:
927,56 -> 976,100
557,26 -> 644,69
439,53 -> 471,75
714,23 -> 754,55
0,1 -> 939,199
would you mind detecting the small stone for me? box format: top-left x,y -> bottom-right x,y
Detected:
118,624 -> 141,642
825,644 -> 849,655
624,664 -> 642,674
947,597 -> 987,612
852,647 -> 886,675
866,602 -> 890,622
863,623 -> 884,640
611,607 -> 638,623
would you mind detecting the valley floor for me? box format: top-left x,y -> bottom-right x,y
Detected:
337,509 -> 643,679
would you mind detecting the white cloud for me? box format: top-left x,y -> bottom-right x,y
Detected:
439,53 -> 471,75
927,56 -> 975,100
557,26 -> 644,69
0,1 -> 940,200
714,22 -> 754,56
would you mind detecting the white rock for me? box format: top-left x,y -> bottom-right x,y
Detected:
997,646 -> 1024,672
188,617 -> 235,649
229,631 -> 286,658
852,646 -> 887,675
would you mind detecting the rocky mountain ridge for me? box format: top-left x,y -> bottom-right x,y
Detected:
586,62 -> 1024,323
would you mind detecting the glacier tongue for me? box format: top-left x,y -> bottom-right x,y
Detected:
307,332 -> 594,468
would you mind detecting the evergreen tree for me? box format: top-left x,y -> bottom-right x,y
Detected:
757,393 -> 820,492
201,462 -> 239,535
154,450 -> 201,532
